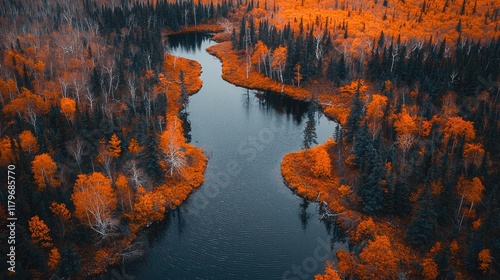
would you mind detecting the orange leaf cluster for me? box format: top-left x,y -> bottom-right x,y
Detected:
31,153 -> 60,191
314,261 -> 341,280
0,137 -> 15,167
207,42 -> 311,100
128,138 -> 144,154
19,130 -> 39,154
71,172 -> 117,232
60,97 -> 76,121
47,248 -> 60,272
133,186 -> 167,228
478,249 -> 492,271
28,215 -> 53,248
50,201 -> 71,222
358,235 -> 398,280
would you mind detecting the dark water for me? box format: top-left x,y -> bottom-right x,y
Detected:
132,33 -> 346,280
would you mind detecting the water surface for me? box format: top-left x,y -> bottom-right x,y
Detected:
133,33 -> 345,280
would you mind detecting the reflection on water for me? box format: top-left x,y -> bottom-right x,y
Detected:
303,104 -> 319,149
129,33 -> 345,280
167,32 -> 213,54
299,198 -> 311,230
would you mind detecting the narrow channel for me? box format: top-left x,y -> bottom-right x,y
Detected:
132,33 -> 346,280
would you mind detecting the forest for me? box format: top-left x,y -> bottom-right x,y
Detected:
0,0 -> 499,279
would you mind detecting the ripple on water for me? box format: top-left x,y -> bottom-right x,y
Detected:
132,33 -> 341,280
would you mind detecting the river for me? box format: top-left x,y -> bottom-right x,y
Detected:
131,33 -> 346,280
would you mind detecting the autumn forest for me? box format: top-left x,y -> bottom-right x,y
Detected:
0,0 -> 499,279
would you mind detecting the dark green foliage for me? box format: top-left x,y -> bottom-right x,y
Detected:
302,104 -> 318,149
356,136 -> 385,214
345,89 -> 363,142
406,203 -> 438,247
393,181 -> 411,214
57,247 -> 81,277
140,133 -> 164,184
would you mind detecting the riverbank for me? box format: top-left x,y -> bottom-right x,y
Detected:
205,40 -> 369,126
126,53 -> 207,240
88,54 -> 207,278
281,139 -> 419,279
201,32 -> 424,279
132,33 -> 338,280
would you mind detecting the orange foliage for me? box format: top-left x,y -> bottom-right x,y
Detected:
71,172 -> 117,236
443,116 -> 476,151
394,106 -> 418,157
108,133 -> 122,158
0,77 -> 17,102
366,94 -> 388,137
450,240 -> 460,256
60,97 -> 76,121
478,249 -> 492,271
271,46 -> 287,83
31,153 -> 60,191
352,217 -> 376,243
431,179 -> 443,196
2,87 -> 49,130
251,40 -> 270,73
307,145 -> 331,178
336,250 -> 356,277
472,219 -> 482,230
48,248 -> 60,271
315,261 -> 341,280
115,173 -> 133,212
463,143 -> 484,170
268,0 -> 498,52
358,235 -> 398,280
92,249 -> 114,275
321,80 -> 369,125
420,120 -> 433,137
19,130 -> 39,154
0,137 -> 15,167
281,140 -> 342,208
207,42 -> 310,100
157,141 -> 207,207
156,53 -> 202,116
338,184 -> 352,197
28,215 -> 53,248
159,117 -> 187,177
458,177 -> 484,204
128,138 -> 144,154
50,201 -> 71,222
422,257 -> 439,279
133,186 -> 167,227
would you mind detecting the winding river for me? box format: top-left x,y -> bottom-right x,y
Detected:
131,33 -> 346,280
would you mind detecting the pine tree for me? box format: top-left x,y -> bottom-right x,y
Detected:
406,201 -> 437,247
345,89 -> 363,142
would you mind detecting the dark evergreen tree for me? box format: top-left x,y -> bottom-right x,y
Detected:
57,247 -> 81,277
357,135 -> 385,214
345,88 -> 363,142
406,201 -> 438,247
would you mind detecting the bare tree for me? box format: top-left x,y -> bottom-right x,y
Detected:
314,32 -> 324,61
244,23 -> 252,79
66,135 -> 85,171
160,121 -> 187,177
127,160 -> 147,190
390,43 -> 399,72
102,59 -> 119,101
125,72 -> 138,115
84,86 -> 95,112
